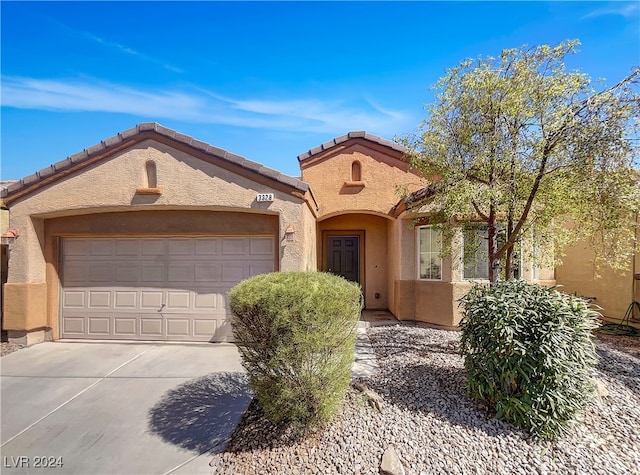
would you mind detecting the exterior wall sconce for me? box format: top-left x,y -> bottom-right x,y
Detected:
1,229 -> 19,245
285,225 -> 295,242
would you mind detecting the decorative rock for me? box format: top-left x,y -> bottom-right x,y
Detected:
595,379 -> 609,398
380,446 -> 406,475
353,382 -> 384,412
213,327 -> 640,474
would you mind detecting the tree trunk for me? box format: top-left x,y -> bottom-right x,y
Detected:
505,245 -> 514,280
487,206 -> 499,284
504,217 -> 514,280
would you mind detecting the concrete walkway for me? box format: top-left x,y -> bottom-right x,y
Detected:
0,332 -> 380,475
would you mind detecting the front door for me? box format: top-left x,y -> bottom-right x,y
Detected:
326,235 -> 360,283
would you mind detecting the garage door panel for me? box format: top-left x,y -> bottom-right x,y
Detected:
141,291 -> 164,309
87,317 -> 110,335
63,291 -> 86,308
114,318 -> 137,336
140,318 -> 163,338
166,318 -> 190,338
142,239 -> 164,256
64,239 -> 90,256
195,239 -> 219,255
63,265 -> 87,283
194,291 -> 220,310
250,238 -> 274,255
88,291 -> 111,308
222,238 -> 246,255
141,265 -> 164,283
61,236 -> 274,342
167,265 -> 193,282
91,240 -> 114,256
168,239 -> 193,255
166,291 -> 190,309
115,240 -> 139,256
115,264 -> 140,283
250,263 -> 275,276
195,263 -> 222,282
114,291 -> 137,308
63,317 -> 85,334
89,264 -> 114,283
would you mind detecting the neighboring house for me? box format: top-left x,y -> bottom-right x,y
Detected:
1,123 -> 553,345
1,180 -> 19,336
556,235 -> 640,326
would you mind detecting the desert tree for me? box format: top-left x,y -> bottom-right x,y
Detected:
401,40 -> 640,283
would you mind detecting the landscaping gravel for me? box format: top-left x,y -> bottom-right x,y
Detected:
0,341 -> 25,357
214,325 -> 640,475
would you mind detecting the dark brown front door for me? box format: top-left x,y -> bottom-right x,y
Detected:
326,235 -> 360,283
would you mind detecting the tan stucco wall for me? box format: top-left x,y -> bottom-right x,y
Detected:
5,139 -> 316,337
556,239 -> 633,321
317,214 -> 389,309
391,280 -> 472,328
3,282 -> 47,330
0,207 -> 9,235
300,142 -> 424,219
300,201 -> 318,271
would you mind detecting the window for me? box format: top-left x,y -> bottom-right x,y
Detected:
418,226 -> 442,280
463,226 -> 522,280
463,227 -> 489,280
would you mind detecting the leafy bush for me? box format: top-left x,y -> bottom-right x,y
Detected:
229,271 -> 362,431
459,280 -> 601,439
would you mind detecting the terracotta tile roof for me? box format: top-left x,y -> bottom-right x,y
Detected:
297,131 -> 407,162
1,122 -> 309,199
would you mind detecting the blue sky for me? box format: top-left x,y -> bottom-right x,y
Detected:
2,1 -> 639,180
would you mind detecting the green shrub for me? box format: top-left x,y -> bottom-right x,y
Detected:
459,280 -> 601,439
229,271 -> 363,431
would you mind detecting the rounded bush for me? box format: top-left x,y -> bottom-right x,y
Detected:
229,271 -> 363,431
459,280 -> 600,439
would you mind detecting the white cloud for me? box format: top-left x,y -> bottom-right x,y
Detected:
582,2 -> 639,20
0,76 -> 414,135
79,31 -> 184,73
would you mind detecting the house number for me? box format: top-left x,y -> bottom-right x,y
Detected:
257,193 -> 274,202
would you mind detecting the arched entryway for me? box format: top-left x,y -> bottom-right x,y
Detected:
317,213 -> 392,310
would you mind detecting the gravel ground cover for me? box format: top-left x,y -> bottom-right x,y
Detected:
215,326 -> 640,475
0,341 -> 25,357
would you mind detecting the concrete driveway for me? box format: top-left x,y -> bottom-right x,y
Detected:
0,342 -> 251,475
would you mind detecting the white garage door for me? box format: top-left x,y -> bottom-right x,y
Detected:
60,236 -> 274,342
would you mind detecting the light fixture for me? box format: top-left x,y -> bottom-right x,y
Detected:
285,225 -> 295,242
1,229 -> 19,245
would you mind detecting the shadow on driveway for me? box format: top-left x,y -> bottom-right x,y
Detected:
148,372 -> 253,455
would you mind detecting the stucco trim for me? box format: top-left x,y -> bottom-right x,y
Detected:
317,210 -> 395,222
135,187 -> 163,195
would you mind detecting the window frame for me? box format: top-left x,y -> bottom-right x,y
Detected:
463,226 -> 490,281
462,225 -> 523,281
416,225 -> 443,281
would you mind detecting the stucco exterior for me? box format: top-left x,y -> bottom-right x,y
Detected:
2,124 -> 315,343
556,236 -> 638,325
2,124 -> 570,343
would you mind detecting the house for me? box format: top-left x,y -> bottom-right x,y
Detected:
1,123 -> 554,345
556,235 -> 640,327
